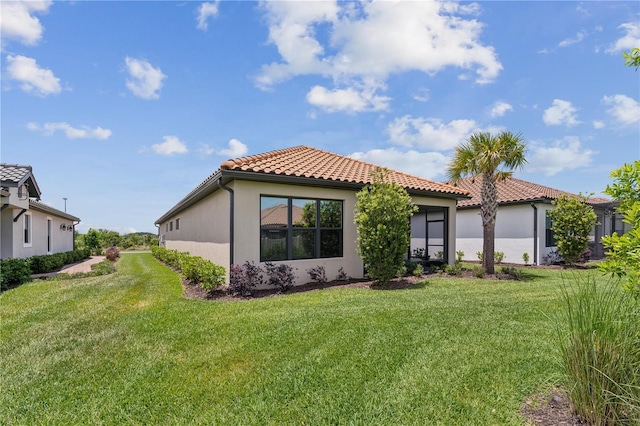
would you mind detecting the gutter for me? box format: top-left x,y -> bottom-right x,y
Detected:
217,178 -> 234,265
531,203 -> 538,265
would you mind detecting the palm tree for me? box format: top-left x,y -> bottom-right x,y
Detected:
447,131 -> 527,274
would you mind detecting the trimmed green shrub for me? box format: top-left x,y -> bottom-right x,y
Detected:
0,258 -> 31,290
413,263 -> 424,277
494,251 -> 505,264
152,246 -> 225,292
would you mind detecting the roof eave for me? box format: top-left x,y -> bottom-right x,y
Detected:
29,201 -> 80,222
155,170 -> 223,225
457,198 -> 553,209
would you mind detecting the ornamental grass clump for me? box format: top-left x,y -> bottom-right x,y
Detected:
557,274 -> 640,425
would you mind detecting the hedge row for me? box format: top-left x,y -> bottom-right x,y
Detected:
151,246 -> 225,291
0,249 -> 91,291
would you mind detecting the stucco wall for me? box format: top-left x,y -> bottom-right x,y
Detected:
456,203 -> 546,265
159,179 -> 460,287
4,207 -> 75,259
160,185 -> 231,268
1,210 -> 14,259
232,180 -> 362,287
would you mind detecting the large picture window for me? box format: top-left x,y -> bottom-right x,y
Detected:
260,196 -> 343,261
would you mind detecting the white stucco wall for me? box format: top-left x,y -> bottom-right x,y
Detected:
3,207 -> 75,259
456,203 -> 554,265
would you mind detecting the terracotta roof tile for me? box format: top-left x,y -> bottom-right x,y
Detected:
221,146 -> 468,196
447,176 -> 609,208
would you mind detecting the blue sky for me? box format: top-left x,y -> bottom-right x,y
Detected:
2,0 -> 639,234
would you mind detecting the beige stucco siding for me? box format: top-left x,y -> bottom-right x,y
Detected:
233,180 -> 363,287
160,186 -> 231,267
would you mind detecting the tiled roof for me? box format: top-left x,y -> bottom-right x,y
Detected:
156,146 -> 469,225
0,163 -> 41,198
221,146 -> 468,196
0,163 -> 32,184
447,176 -> 609,208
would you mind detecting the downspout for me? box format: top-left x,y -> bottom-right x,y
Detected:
531,203 -> 538,265
73,220 -> 80,251
218,178 -> 234,265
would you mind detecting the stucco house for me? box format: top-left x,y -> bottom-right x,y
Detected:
155,146 -> 470,286
448,176 -> 625,265
1,164 -> 80,260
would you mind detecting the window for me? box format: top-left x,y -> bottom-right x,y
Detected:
545,211 -> 556,247
166,223 -> 169,232
23,213 -> 32,247
260,196 -> 343,261
176,218 -> 180,230
47,218 -> 52,253
169,221 -> 173,231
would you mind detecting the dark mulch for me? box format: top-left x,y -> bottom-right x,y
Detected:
182,275 -> 426,302
521,388 -> 585,425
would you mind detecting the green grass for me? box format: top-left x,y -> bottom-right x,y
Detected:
0,253 -> 601,425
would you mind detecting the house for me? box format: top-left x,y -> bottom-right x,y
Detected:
1,164 -> 80,260
447,176 -> 625,265
155,146 -> 470,286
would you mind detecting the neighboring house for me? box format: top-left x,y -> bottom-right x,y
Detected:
447,176 -> 626,265
1,164 -> 80,260
155,146 -> 470,286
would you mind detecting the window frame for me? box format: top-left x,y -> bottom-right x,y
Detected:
545,211 -> 556,247
23,213 -> 32,247
176,218 -> 180,230
259,195 -> 343,262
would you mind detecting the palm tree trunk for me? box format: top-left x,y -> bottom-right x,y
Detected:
481,173 -> 497,274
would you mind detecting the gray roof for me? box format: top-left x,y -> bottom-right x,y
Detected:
0,163 -> 42,199
29,200 -> 80,222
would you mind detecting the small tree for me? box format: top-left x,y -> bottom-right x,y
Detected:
599,161 -> 640,295
547,194 -> 597,265
354,167 -> 417,285
84,229 -> 101,255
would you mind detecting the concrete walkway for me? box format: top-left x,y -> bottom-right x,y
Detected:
32,256 -> 107,279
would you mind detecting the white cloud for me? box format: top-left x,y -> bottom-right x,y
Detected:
527,137 -> 595,176
196,1 -> 219,31
219,139 -> 248,158
5,55 -> 61,96
592,120 -> 605,129
490,101 -> 513,118
151,136 -> 188,156
197,143 -> 215,156
603,94 -> 640,125
124,57 -> 166,100
306,83 -> 390,113
543,99 -> 580,127
387,116 -> 477,151
413,87 -> 430,103
350,147 -> 450,180
606,22 -> 640,54
27,122 -> 112,140
558,30 -> 586,48
256,1 -> 501,102
0,1 -> 52,46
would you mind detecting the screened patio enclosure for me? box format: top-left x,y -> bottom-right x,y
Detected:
409,206 -> 449,264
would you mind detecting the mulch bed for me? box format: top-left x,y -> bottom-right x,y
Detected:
521,388 -> 585,425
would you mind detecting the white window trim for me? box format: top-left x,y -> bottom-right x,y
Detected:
23,213 -> 32,248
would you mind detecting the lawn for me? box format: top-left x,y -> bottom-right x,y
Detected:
1,253 -> 598,425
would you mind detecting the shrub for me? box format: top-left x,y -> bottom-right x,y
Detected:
494,251 -> 505,264
413,263 -> 424,277
335,267 -> 349,282
306,266 -> 327,284
354,167 -> 417,285
152,246 -> 225,292
558,276 -> 640,425
500,266 -> 523,280
543,250 -> 563,265
0,258 -> 31,290
548,193 -> 597,265
476,251 -> 483,261
105,246 -> 120,261
411,248 -> 426,259
228,261 -> 263,296
404,260 -> 418,276
264,262 -> 296,293
522,252 -> 530,264
472,265 -> 484,278
456,250 -> 464,262
445,262 -> 464,276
